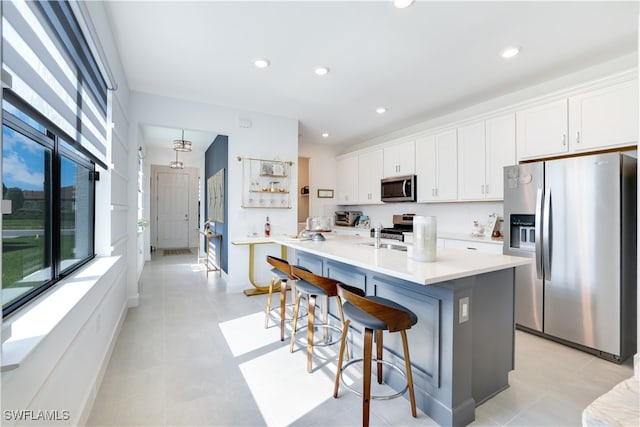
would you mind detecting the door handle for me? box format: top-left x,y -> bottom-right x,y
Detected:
534,188 -> 543,280
542,188 -> 552,280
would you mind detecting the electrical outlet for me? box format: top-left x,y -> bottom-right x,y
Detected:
459,297 -> 470,323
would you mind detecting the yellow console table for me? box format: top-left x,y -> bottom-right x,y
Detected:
199,230 -> 222,277
232,238 -> 287,296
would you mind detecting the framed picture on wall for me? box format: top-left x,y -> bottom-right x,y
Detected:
207,169 -> 225,223
317,189 -> 334,198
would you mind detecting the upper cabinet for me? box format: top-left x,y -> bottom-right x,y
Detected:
458,114 -> 516,200
336,155 -> 358,204
516,99 -> 568,159
335,72 -> 637,205
383,140 -> 415,177
517,79 -> 638,161
358,149 -> 383,204
568,79 -> 638,153
416,129 -> 458,202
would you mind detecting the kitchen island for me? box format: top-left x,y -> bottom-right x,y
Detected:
272,234 -> 530,427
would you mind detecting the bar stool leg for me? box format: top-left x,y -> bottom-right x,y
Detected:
363,328 -> 374,427
279,279 -> 288,341
333,319 -> 351,398
400,330 -> 417,418
376,330 -> 383,384
322,295 -> 329,344
307,294 -> 316,373
264,277 -> 277,329
336,296 -> 349,361
289,291 -> 303,352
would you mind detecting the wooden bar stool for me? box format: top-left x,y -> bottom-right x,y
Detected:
264,256 -> 307,341
333,283 -> 418,427
289,266 -> 348,373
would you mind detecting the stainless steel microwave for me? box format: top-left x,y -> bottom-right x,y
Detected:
381,175 -> 416,202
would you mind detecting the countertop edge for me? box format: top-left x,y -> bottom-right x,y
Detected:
272,235 -> 529,286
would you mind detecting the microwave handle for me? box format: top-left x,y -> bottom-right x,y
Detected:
402,180 -> 409,197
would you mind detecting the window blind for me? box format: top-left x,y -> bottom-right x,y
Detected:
2,0 -> 108,169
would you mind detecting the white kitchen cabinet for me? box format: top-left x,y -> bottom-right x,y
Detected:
457,121 -> 486,200
358,149 -> 383,204
383,140 -> 415,177
416,129 -> 457,202
516,99 -> 568,160
517,78 -> 638,161
486,114 -> 516,199
568,79 -> 638,153
458,114 -> 516,200
336,155 -> 358,204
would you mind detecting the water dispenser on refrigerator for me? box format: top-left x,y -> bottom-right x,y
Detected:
509,214 -> 535,251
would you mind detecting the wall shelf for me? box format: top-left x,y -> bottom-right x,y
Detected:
238,156 -> 294,209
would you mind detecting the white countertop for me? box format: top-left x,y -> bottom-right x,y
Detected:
272,234 -> 529,286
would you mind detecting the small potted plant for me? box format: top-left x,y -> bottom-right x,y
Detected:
137,218 -> 149,232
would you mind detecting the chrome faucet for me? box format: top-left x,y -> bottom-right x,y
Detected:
374,224 -> 382,249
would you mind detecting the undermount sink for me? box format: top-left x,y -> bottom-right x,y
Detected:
362,242 -> 407,251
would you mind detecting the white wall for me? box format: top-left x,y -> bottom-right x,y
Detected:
298,141 -> 341,218
129,92 -> 298,292
340,201 -> 504,235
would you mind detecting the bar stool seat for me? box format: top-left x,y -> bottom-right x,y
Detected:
264,256 -> 308,341
333,283 -> 418,427
289,267 -> 347,373
342,296 -> 418,331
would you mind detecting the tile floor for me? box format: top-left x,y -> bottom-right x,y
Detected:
87,252 -> 634,426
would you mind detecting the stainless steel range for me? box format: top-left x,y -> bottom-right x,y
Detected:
370,214 -> 414,241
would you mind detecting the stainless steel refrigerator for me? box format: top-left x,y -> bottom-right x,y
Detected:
503,152 -> 637,363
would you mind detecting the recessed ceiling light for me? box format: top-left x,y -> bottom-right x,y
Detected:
500,46 -> 520,59
314,66 -> 329,76
394,0 -> 414,9
376,107 -> 387,114
254,58 -> 270,68
322,132 -> 329,138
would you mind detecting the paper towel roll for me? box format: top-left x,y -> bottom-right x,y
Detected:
411,216 -> 437,262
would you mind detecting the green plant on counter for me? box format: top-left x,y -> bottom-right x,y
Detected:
137,218 -> 149,229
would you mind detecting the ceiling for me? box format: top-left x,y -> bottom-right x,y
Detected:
105,1 -> 638,151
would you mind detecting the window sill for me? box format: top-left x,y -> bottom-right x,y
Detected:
1,256 -> 121,372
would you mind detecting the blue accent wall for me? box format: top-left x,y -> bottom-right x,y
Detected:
204,134 -> 229,272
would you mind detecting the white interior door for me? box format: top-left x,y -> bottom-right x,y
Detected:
157,172 -> 190,248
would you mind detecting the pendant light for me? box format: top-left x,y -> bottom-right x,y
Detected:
173,129 -> 192,152
170,150 -> 184,169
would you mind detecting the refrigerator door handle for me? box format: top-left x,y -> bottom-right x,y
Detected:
535,188 -> 544,280
542,188 -> 552,280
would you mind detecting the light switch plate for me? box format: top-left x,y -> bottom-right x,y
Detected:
459,296 -> 470,323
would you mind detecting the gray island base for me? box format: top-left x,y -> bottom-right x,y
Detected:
273,235 -> 529,427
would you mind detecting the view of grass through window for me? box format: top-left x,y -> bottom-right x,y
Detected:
2,102 -> 96,315
2,124 -> 52,308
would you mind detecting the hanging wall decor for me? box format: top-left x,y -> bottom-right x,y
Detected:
207,168 -> 225,223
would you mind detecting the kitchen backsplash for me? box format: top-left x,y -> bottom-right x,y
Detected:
336,201 -> 504,235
